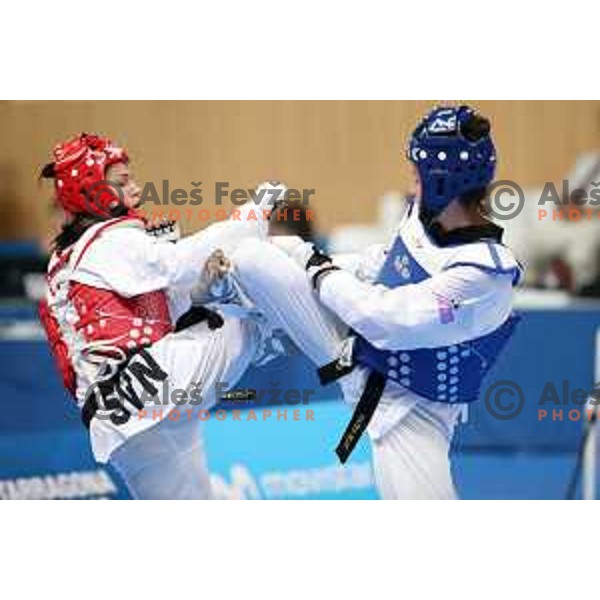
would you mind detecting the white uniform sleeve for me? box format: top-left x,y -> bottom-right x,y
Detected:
72,212 -> 266,298
318,265 -> 514,351
333,243 -> 386,282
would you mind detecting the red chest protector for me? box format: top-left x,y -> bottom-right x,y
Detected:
67,284 -> 172,352
39,218 -> 174,398
39,297 -> 77,396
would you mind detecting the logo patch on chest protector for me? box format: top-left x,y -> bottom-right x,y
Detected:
434,292 -> 460,324
394,254 -> 411,280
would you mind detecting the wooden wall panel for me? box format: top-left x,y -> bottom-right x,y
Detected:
0,100 -> 598,241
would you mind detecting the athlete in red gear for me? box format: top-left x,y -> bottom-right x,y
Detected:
39,133 -> 273,498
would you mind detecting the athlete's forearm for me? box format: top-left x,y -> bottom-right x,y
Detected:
149,217 -> 263,292
318,266 -> 512,351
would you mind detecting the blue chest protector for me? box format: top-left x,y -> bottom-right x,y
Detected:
352,234 -> 520,404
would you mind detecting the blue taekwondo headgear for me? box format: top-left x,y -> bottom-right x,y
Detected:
408,105 -> 496,218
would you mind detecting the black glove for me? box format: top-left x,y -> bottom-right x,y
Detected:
305,247 -> 340,291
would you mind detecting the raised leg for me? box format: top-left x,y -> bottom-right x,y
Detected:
231,238 -> 347,367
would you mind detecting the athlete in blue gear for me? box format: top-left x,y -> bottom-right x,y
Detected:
215,105 -> 523,499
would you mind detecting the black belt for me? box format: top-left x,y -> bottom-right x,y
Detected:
318,356 -> 387,464
174,305 -> 224,332
335,370 -> 386,464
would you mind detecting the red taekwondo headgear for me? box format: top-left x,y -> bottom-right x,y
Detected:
44,133 -> 130,218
